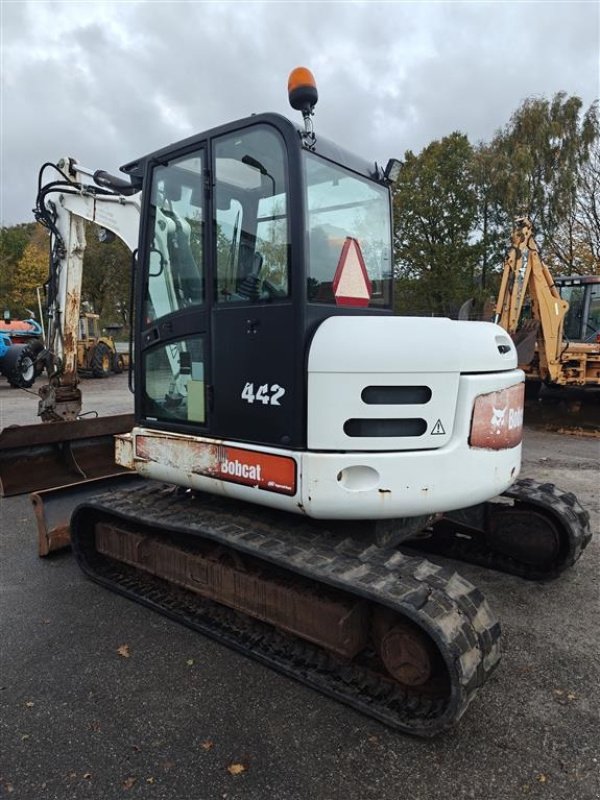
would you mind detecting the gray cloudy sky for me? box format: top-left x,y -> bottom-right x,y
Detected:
1,0 -> 598,225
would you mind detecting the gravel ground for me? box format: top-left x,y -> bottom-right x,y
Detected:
0,375 -> 598,800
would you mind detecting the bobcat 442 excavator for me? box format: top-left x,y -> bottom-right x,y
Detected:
3,69 -> 591,737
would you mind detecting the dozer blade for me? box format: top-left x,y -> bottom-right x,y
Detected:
0,413 -> 134,497
31,473 -> 145,556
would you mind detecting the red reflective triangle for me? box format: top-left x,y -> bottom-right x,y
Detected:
332,237 -> 372,307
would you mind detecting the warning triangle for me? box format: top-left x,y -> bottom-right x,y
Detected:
333,238 -> 372,307
431,419 -> 446,435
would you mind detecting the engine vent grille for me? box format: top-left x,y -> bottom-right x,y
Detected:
361,386 -> 432,405
344,418 -> 427,437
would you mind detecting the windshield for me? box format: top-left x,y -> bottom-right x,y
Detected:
561,284 -> 587,340
304,153 -> 392,308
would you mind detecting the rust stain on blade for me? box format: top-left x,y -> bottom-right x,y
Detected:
0,414 -> 134,496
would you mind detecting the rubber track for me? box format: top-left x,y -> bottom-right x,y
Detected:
408,479 -> 592,581
70,483 -> 502,737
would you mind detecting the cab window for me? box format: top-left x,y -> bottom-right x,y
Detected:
587,285 -> 600,339
142,336 -> 206,424
562,284 -> 586,340
304,153 -> 392,308
144,151 -> 205,324
214,126 -> 290,303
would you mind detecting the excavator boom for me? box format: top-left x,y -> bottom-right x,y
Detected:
0,160 -> 141,498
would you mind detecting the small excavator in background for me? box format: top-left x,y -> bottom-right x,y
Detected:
0,70 -> 591,737
494,218 -> 600,392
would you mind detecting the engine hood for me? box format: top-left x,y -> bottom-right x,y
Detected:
308,316 -> 516,374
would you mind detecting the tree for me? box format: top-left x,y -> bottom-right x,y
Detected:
392,133 -> 480,316
471,141 -> 513,290
0,223 -> 39,311
490,93 -> 599,271
575,139 -> 600,271
11,236 -> 48,315
81,224 -> 132,330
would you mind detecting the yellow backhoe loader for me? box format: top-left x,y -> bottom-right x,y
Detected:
494,218 -> 600,390
77,312 -> 126,377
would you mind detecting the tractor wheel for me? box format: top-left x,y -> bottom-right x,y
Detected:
29,340 -> 46,376
1,343 -> 38,388
91,342 -> 113,378
112,352 -> 125,374
524,379 -> 542,402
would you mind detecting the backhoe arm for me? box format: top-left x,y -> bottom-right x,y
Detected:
494,218 -> 568,379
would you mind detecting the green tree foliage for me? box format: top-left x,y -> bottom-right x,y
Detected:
80,224 -> 132,331
574,139 -> 600,272
12,239 -> 48,314
489,93 -> 599,272
0,223 -> 48,317
393,133 -> 481,316
392,92 -> 599,315
471,140 -> 513,290
1,220 -> 132,329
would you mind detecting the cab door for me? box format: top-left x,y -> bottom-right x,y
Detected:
210,123 -> 302,449
137,146 -> 210,432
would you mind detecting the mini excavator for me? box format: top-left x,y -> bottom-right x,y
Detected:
4,69 -> 591,736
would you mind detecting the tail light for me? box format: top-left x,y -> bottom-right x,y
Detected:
470,383 -> 525,450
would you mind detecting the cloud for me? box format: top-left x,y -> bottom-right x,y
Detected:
1,0 -> 598,225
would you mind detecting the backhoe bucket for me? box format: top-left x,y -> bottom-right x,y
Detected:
512,320 -> 540,367
0,413 -> 134,497
31,472 -> 145,556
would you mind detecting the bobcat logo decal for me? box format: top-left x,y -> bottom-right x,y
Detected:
490,406 -> 507,432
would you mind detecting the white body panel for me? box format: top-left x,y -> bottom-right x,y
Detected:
308,316 -> 517,451
301,370 -> 523,518
116,314 -> 523,521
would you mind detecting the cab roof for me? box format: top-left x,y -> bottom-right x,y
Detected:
120,112 -> 382,185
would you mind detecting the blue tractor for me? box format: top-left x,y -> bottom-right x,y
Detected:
0,316 -> 45,388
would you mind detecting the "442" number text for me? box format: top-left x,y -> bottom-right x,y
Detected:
241,382 -> 285,406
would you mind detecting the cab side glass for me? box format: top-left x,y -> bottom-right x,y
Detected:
304,153 -> 392,308
587,285 -> 600,339
142,336 -> 206,424
144,151 -> 205,324
562,285 -> 586,340
214,126 -> 290,303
